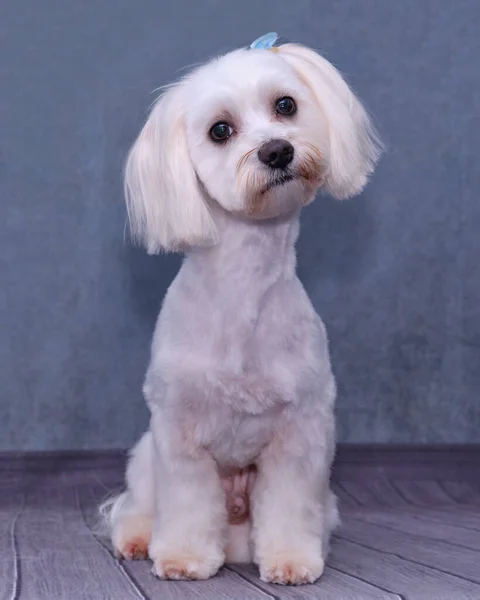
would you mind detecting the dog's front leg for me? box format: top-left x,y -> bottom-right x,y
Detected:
149,411 -> 226,581
252,418 -> 335,586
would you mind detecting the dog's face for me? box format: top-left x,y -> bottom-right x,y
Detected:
185,49 -> 327,220
125,44 -> 382,253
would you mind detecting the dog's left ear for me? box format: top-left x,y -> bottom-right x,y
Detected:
278,43 -> 383,199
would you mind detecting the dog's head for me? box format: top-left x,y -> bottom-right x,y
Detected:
125,43 -> 382,253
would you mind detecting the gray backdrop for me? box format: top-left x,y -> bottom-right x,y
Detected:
1,0 -> 479,450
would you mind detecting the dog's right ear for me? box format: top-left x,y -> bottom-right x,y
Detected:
278,44 -> 383,200
124,83 -> 218,254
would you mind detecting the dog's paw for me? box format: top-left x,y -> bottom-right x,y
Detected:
114,536 -> 149,561
152,551 -> 223,581
259,555 -> 324,585
111,514 -> 152,561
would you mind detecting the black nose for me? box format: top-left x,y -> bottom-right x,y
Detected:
258,139 -> 294,170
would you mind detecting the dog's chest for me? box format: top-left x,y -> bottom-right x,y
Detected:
151,268 -> 328,465
198,404 -> 280,468
209,409 -> 278,467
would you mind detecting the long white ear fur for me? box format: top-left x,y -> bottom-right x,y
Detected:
124,83 -> 218,254
278,43 -> 383,199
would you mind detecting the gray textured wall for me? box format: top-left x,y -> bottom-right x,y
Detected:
1,0 -> 479,450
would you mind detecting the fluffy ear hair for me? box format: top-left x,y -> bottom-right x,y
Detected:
124,83 -> 218,253
278,43 -> 383,199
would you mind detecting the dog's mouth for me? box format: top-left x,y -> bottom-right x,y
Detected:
262,173 -> 295,194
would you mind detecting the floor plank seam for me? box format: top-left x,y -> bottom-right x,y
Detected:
8,493 -> 25,600
75,486 -> 149,600
224,566 -> 280,600
326,564 -> 406,600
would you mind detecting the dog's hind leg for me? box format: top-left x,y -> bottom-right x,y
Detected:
100,431 -> 154,560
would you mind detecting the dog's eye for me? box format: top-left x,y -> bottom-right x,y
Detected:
210,122 -> 233,143
275,97 -> 297,116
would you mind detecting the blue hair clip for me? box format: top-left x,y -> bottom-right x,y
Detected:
249,32 -> 279,50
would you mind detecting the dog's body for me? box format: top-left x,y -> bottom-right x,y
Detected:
102,39 -> 381,585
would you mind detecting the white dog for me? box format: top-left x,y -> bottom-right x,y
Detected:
101,35 -> 381,586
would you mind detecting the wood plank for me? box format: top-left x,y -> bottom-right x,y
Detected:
336,481 -> 388,508
345,505 -> 480,533
440,481 -> 480,504
390,480 -> 459,506
336,479 -> 453,509
350,480 -> 408,508
348,509 -> 480,551
229,563 -> 401,599
339,517 -> 480,584
14,484 -> 144,600
405,506 -> 480,531
330,536 -> 480,600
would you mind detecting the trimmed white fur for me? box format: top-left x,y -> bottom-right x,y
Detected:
103,42 -> 381,585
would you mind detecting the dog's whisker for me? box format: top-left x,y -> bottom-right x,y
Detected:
237,147 -> 258,174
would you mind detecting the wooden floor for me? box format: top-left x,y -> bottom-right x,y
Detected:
1,447 -> 480,600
